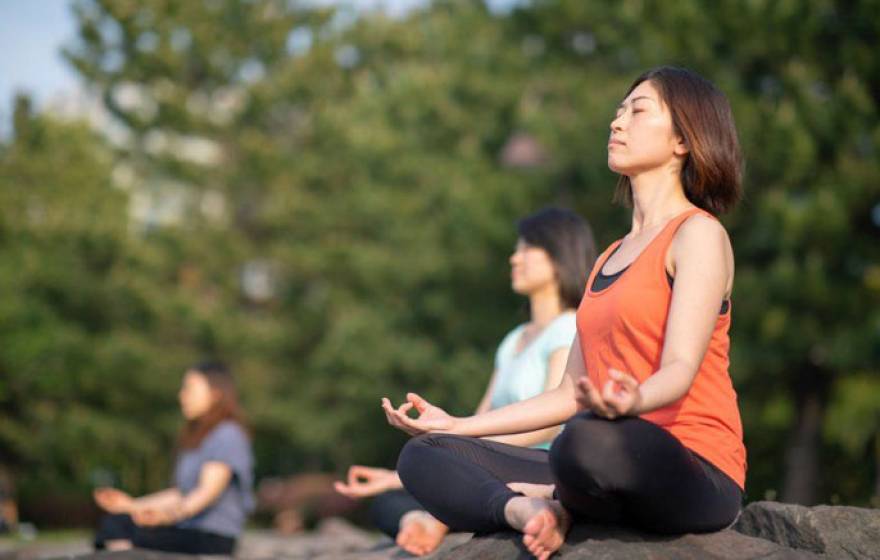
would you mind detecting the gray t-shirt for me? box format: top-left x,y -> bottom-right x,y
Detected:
174,420 -> 255,537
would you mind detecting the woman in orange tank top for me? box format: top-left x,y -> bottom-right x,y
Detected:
382,67 -> 746,560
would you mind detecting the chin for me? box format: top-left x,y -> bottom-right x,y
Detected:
511,282 -> 529,295
607,158 -> 629,175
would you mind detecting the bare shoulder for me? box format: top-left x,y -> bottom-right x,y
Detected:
667,214 -> 734,291
674,213 -> 732,256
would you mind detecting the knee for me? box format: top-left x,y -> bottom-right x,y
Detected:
396,434 -> 439,485
550,414 -> 626,485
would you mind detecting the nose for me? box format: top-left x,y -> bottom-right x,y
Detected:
610,111 -> 625,133
510,249 -> 522,266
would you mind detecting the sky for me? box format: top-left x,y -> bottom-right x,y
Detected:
0,0 -> 81,130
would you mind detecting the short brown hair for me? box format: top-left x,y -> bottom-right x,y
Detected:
614,66 -> 743,215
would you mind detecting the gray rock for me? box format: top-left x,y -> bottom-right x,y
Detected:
733,501 -> 880,559
6,503 -> 879,560
433,524 -> 822,560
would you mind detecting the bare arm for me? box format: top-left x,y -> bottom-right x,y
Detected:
633,216 -> 732,413
484,346 -> 569,446
383,336 -> 583,437
94,487 -> 181,515
133,488 -> 183,509
176,462 -> 233,519
131,462 -> 232,526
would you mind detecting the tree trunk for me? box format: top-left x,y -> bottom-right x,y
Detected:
873,432 -> 880,507
781,367 -> 829,505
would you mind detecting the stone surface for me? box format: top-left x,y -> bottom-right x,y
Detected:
733,501 -> 880,559
1,502 -> 878,560
435,524 -> 822,560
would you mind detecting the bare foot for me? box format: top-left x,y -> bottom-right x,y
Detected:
105,539 -> 134,551
507,482 -> 555,500
504,497 -> 571,560
396,510 -> 449,556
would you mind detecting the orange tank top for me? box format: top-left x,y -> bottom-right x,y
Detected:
576,208 -> 746,489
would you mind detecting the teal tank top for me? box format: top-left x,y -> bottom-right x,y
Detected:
490,312 -> 576,450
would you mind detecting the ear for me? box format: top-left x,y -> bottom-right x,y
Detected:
673,134 -> 689,157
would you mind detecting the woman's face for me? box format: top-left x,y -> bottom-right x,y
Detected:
510,238 -> 558,296
179,370 -> 217,420
607,80 -> 688,176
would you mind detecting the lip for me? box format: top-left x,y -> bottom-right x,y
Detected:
608,138 -> 626,147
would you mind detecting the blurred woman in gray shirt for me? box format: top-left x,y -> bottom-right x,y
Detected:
93,362 -> 254,555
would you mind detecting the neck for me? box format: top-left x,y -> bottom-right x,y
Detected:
628,165 -> 693,234
528,286 -> 565,328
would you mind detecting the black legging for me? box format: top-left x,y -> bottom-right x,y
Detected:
369,489 -> 424,538
94,513 -> 236,555
397,412 -> 742,535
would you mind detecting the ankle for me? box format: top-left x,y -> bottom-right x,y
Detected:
504,496 -> 541,530
399,510 -> 436,531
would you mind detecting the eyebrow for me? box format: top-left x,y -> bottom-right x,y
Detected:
617,95 -> 655,109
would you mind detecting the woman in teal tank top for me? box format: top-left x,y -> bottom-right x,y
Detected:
335,207 -> 596,556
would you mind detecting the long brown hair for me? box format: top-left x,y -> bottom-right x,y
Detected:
178,361 -> 249,450
614,66 -> 743,215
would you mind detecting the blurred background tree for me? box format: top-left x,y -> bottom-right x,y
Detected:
0,0 -> 877,526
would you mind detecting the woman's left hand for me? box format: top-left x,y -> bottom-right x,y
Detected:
575,369 -> 642,419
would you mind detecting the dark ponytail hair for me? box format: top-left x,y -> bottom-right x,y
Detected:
517,207 -> 597,309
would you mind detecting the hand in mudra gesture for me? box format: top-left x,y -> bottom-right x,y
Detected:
132,506 -> 177,527
575,369 -> 642,419
382,393 -> 457,436
93,487 -> 134,514
334,466 -> 400,499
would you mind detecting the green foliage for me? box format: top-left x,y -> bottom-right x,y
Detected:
1,0 -> 878,522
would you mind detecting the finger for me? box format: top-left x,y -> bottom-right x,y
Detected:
390,409 -> 422,434
606,376 -> 634,408
585,378 -> 612,418
396,402 -> 414,416
584,377 -> 612,417
602,379 -> 617,402
601,380 -> 621,418
333,482 -> 361,498
576,377 -> 594,401
348,465 -> 371,484
382,400 -> 403,427
406,392 -> 428,413
609,369 -> 639,391
387,407 -> 412,428
574,383 -> 592,410
575,378 -> 594,409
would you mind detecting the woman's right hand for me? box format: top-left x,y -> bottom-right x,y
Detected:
333,466 -> 402,499
93,487 -> 135,514
382,393 -> 457,436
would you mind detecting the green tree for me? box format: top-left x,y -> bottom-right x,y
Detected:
9,0 -> 872,520
0,95 -> 197,518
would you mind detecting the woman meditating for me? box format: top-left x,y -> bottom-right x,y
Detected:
383,66 -> 747,560
336,207 -> 596,556
93,362 -> 254,555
